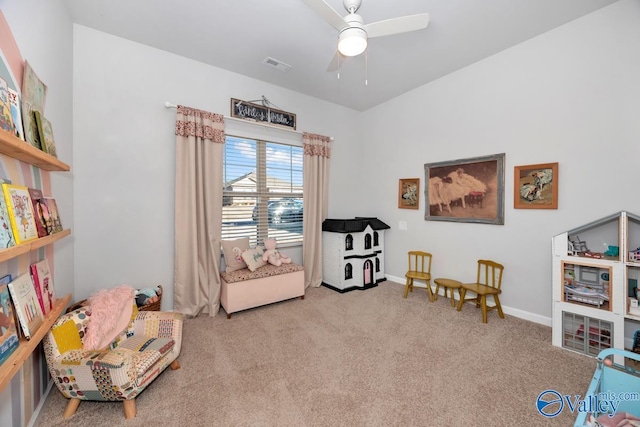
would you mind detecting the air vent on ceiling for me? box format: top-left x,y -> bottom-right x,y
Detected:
262,57 -> 292,72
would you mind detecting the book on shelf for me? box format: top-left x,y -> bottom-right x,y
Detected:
0,179 -> 16,249
2,183 -> 40,245
7,272 -> 44,340
7,88 -> 24,141
30,259 -> 55,315
29,110 -> 43,151
39,196 -> 53,236
33,110 -> 56,157
0,274 -> 19,365
21,61 -> 47,150
27,187 -> 48,238
43,197 -> 62,234
0,76 -> 14,134
0,48 -> 22,141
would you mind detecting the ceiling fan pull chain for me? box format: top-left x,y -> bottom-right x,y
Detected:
365,50 -> 368,86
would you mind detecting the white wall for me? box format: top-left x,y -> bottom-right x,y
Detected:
16,0 -> 635,324
72,25 -> 361,304
355,0 -> 640,324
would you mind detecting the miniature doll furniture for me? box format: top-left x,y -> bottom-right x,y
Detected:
457,259 -> 505,323
404,251 -> 434,300
43,301 -> 183,419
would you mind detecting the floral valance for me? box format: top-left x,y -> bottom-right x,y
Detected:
303,132 -> 331,158
175,105 -> 225,143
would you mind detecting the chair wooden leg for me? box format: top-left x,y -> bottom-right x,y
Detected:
457,289 -> 467,311
433,284 -> 440,301
170,359 -> 181,370
63,398 -> 81,419
403,278 -> 412,298
123,399 -> 136,419
426,282 -> 434,302
449,289 -> 456,307
494,295 -> 505,319
481,295 -> 488,323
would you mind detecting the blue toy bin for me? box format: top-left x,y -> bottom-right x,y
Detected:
574,348 -> 640,426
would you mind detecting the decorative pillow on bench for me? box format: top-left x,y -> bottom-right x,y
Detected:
221,237 -> 250,272
241,247 -> 267,272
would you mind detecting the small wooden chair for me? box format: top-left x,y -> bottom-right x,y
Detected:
404,251 -> 434,301
457,259 -> 505,323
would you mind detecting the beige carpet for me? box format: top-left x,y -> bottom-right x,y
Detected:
34,282 -> 596,427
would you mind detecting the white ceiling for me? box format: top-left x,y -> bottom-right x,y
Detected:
62,0 -> 619,112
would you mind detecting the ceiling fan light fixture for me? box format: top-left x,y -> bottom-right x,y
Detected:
338,27 -> 367,57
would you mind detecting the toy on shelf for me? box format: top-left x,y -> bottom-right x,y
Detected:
603,244 -> 619,258
633,330 -> 640,354
576,324 -> 611,347
629,248 -> 640,262
565,284 -> 608,307
135,286 -> 162,308
569,235 -> 589,256
583,251 -> 604,259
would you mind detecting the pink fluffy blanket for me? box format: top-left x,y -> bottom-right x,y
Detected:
83,285 -> 135,351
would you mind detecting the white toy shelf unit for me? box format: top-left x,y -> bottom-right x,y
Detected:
552,211 -> 640,361
321,217 -> 390,293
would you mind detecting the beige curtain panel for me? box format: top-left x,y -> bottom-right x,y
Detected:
302,132 -> 331,288
174,105 -> 225,317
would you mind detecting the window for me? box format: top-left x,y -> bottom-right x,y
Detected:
364,233 -> 372,250
345,263 -> 353,280
374,231 -> 379,246
222,135 -> 303,246
376,258 -> 380,272
345,234 -> 353,251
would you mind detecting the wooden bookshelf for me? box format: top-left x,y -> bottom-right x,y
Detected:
0,229 -> 71,263
0,293 -> 71,393
0,129 -> 69,172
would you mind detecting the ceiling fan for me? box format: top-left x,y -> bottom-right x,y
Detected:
301,0 -> 430,71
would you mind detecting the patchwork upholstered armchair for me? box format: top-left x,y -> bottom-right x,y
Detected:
43,298 -> 183,419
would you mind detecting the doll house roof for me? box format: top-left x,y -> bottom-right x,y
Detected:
564,211 -> 640,236
322,217 -> 390,233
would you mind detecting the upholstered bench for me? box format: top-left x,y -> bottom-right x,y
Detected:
220,263 -> 305,318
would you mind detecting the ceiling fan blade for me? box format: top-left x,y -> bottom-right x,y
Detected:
326,51 -> 347,72
300,0 -> 347,31
365,13 -> 430,39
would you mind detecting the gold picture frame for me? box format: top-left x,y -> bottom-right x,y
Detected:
398,178 -> 419,210
514,162 -> 558,209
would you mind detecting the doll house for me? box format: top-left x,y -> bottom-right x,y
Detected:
552,211 -> 640,362
321,217 -> 390,293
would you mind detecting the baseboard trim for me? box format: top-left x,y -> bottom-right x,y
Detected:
386,274 -> 552,327
29,381 -> 54,427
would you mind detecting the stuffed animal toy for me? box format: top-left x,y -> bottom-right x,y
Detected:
262,238 -> 291,267
135,286 -> 162,307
